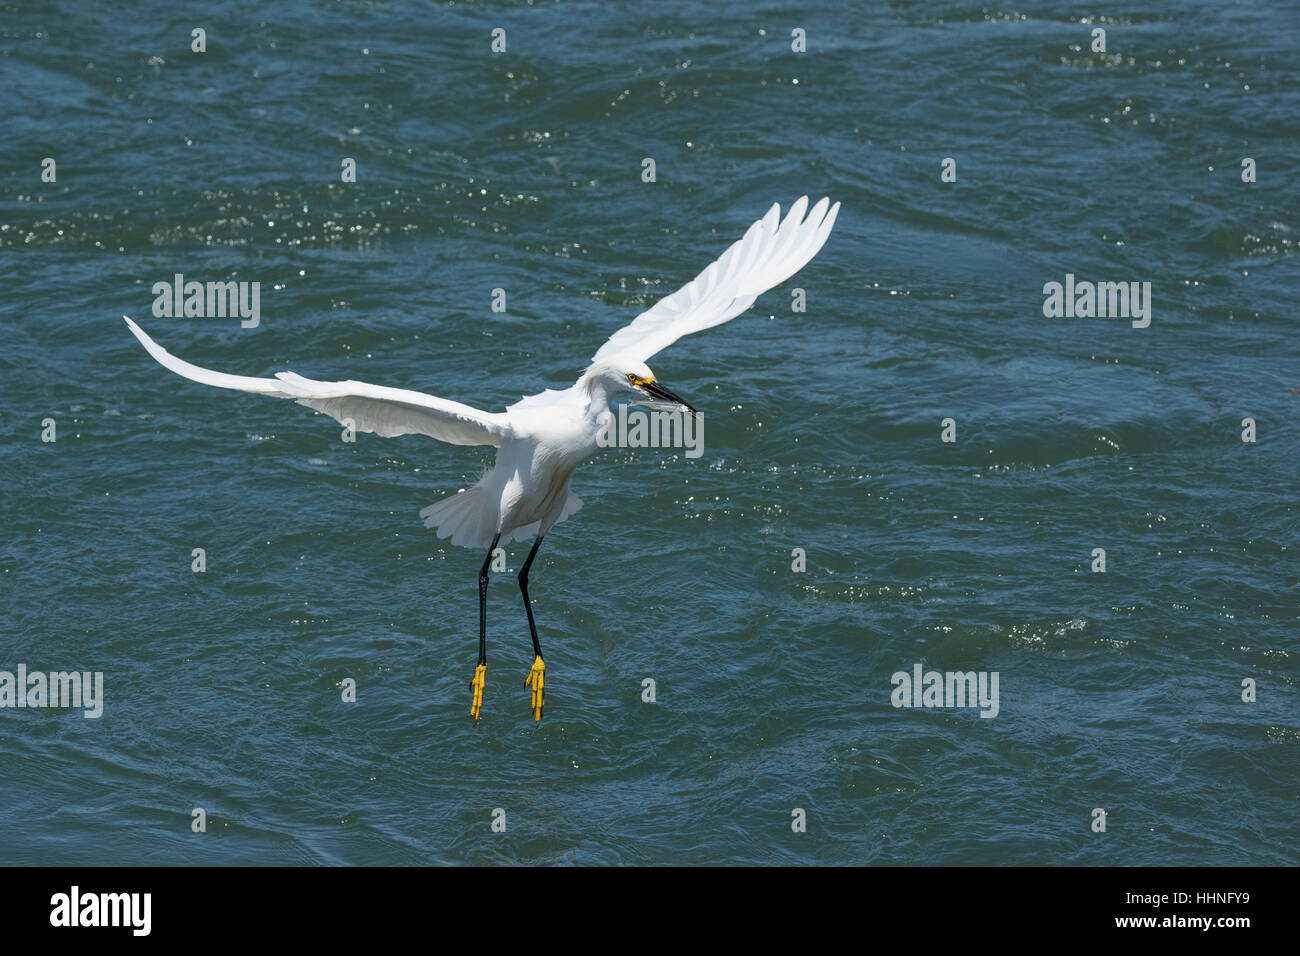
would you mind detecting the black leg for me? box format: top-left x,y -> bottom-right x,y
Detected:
519,534 -> 545,661
478,532 -> 501,666
470,532 -> 501,722
520,534 -> 547,722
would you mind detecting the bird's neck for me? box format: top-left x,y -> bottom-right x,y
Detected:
577,366 -> 616,420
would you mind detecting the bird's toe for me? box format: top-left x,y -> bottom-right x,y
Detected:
524,656 -> 545,723
470,663 -> 487,722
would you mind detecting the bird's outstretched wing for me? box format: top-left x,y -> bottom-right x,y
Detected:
591,196 -> 840,365
123,316 -> 509,446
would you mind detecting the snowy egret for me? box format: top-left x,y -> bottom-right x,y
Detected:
124,195 -> 840,723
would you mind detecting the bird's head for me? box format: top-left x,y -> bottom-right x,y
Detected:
581,359 -> 698,414
614,360 -> 697,414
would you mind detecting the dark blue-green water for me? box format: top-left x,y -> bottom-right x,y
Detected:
1,1 -> 1297,865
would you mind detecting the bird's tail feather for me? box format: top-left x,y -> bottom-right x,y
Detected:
420,487 -> 584,550
420,486 -> 498,550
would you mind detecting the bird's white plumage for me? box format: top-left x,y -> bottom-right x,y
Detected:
591,196 -> 840,365
123,316 -> 508,446
124,197 -> 839,549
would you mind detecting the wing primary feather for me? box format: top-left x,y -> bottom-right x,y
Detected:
124,316 -> 508,446
589,197 -> 840,366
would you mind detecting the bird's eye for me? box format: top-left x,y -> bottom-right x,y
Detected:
626,373 -> 637,383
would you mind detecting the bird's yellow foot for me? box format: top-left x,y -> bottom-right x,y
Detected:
470,663 -> 487,722
525,656 -> 545,722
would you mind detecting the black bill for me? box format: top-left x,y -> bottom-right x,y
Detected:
638,379 -> 698,414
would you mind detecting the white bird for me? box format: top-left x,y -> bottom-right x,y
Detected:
124,196 -> 840,723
